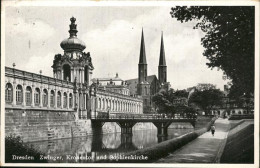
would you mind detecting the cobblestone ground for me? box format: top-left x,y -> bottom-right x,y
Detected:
156,118 -> 230,163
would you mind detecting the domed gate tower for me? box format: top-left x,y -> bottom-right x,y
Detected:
52,17 -> 94,119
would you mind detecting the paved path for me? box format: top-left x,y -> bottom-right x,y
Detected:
156,118 -> 230,163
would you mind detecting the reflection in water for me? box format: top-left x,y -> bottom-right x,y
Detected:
28,128 -> 193,163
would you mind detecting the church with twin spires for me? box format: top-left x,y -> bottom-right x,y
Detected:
125,29 -> 170,113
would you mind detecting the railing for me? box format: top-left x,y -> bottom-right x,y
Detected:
91,113 -> 197,120
5,67 -> 74,88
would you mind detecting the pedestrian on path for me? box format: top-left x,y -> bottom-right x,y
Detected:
210,124 -> 216,136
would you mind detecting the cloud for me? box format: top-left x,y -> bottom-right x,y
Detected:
23,53 -> 54,77
6,16 -> 55,42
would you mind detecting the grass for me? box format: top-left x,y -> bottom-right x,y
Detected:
220,123 -> 254,163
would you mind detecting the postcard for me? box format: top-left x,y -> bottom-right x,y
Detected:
1,0 -> 259,167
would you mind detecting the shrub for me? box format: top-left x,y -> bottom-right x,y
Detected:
5,135 -> 47,163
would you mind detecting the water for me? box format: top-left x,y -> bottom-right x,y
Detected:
28,128 -> 193,163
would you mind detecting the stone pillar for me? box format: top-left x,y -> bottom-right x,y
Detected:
153,121 -> 172,138
61,91 -> 64,109
118,122 -> 136,135
22,85 -> 26,106
47,89 -> 51,108
85,66 -> 89,86
84,94 -> 87,110
82,67 -> 84,83
55,89 -> 57,108
31,86 -> 35,107
74,68 -> 77,81
12,83 -> 16,106
67,92 -> 69,109
74,92 -> 78,109
72,93 -> 75,109
40,87 -> 43,107
78,69 -> 81,83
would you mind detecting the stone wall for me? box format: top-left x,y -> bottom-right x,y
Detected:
5,108 -> 77,142
5,108 -> 156,142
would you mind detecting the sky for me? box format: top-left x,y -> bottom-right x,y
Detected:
4,6 -> 228,90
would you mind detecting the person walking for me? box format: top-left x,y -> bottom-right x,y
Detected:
211,124 -> 216,136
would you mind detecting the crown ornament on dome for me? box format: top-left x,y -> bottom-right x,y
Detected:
69,17 -> 78,37
60,17 -> 86,52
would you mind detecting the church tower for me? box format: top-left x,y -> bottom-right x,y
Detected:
158,32 -> 167,86
137,29 -> 151,113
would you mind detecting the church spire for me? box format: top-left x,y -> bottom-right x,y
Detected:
158,32 -> 167,85
138,28 -> 148,84
159,32 -> 166,66
139,28 -> 147,64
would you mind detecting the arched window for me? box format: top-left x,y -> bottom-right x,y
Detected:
63,64 -> 71,81
25,86 -> 32,106
69,93 -> 73,108
34,88 -> 40,106
5,83 -> 13,103
50,90 -> 55,107
43,89 -> 48,107
16,85 -> 23,104
63,92 -> 67,108
57,91 -> 61,107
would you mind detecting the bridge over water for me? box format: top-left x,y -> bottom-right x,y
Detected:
90,114 -> 197,138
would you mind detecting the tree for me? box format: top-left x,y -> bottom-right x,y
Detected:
189,88 -> 224,115
152,89 -> 175,114
152,89 -> 192,115
170,6 -> 254,97
174,89 -> 189,98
